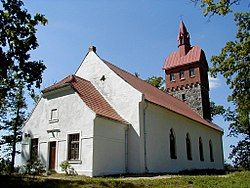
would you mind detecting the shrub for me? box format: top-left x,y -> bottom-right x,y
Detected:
0,158 -> 11,175
60,161 -> 77,175
24,159 -> 46,175
60,161 -> 70,175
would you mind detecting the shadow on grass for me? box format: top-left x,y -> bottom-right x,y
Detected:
0,175 -> 138,188
102,169 -> 227,178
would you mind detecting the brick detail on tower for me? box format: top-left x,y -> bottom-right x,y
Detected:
163,21 -> 211,121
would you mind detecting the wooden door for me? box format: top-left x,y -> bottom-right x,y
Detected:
49,141 -> 56,170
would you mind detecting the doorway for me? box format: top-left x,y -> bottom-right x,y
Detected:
49,141 -> 56,170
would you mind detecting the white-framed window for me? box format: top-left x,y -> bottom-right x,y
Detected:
68,133 -> 80,161
51,109 -> 58,120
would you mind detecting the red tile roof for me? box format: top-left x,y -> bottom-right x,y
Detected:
43,75 -> 128,125
103,60 -> 223,132
163,46 -> 202,70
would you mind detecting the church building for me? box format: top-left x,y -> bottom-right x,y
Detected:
21,21 -> 224,177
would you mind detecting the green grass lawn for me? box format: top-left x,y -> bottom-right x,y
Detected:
1,171 -> 249,188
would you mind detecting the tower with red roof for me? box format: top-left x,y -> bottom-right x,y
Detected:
163,21 -> 211,120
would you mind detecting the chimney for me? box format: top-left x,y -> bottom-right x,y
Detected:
89,45 -> 96,53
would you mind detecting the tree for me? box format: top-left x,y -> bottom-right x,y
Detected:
145,76 -> 165,91
0,0 -> 47,172
210,101 -> 225,120
193,0 -> 250,169
191,0 -> 244,16
0,84 -> 26,172
0,0 -> 47,108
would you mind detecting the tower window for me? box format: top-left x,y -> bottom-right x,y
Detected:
182,94 -> 186,101
170,72 -> 175,81
189,68 -> 195,77
179,70 -> 184,79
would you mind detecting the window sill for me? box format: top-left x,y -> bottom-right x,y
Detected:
68,160 -> 82,164
47,128 -> 60,133
49,119 -> 59,124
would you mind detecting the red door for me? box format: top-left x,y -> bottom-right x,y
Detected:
49,142 -> 56,170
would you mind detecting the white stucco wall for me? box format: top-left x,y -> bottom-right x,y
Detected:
21,87 -> 96,176
144,102 -> 224,173
93,117 -> 127,176
75,52 -> 145,173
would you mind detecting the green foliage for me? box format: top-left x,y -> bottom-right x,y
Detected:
229,137 -> 250,169
0,0 -> 47,172
145,76 -> 165,91
0,158 -> 11,175
24,159 -> 46,176
210,101 -> 226,120
210,12 -> 250,169
0,0 -> 47,107
60,161 -> 71,175
193,0 -> 250,169
192,0 -> 244,17
0,84 -> 26,172
60,161 -> 77,176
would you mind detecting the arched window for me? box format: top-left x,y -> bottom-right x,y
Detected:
170,128 -> 177,159
186,133 -> 192,160
209,140 -> 214,162
199,137 -> 204,161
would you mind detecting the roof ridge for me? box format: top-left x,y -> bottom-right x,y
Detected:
102,59 -> 148,82
103,59 -> 196,108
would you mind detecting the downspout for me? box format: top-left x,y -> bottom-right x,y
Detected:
143,96 -> 149,173
220,133 -> 224,169
125,125 -> 129,173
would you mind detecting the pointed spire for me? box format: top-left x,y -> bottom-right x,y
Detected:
179,21 -> 188,35
177,21 -> 191,56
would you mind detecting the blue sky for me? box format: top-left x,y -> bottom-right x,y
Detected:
22,0 -> 248,164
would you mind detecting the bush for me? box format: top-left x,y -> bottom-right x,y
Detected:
0,158 -> 11,175
24,159 -> 46,175
60,161 -> 77,175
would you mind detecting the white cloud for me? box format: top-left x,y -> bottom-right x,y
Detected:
208,74 -> 221,89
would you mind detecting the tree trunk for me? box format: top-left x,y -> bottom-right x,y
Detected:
10,107 -> 19,173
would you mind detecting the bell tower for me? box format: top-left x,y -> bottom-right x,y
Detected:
163,21 -> 211,121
